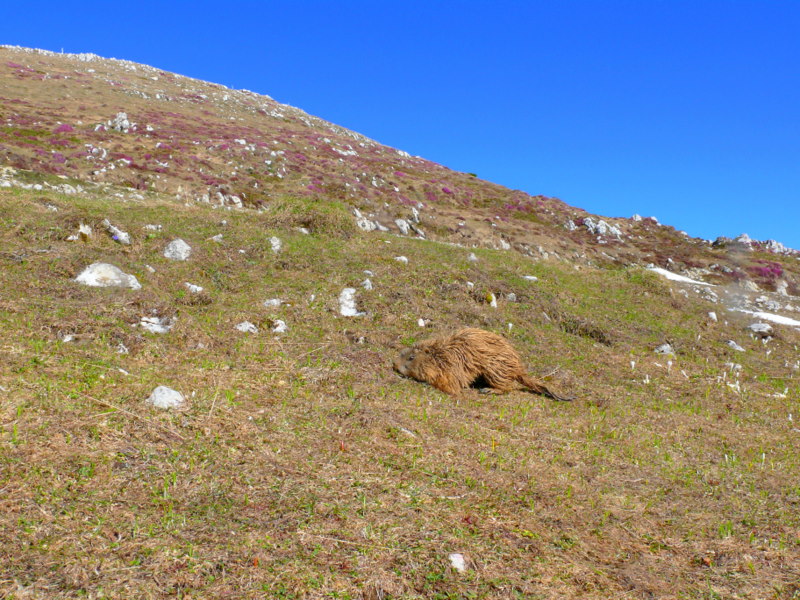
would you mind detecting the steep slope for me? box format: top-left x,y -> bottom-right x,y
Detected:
3,44 -> 800,302
2,46 -> 800,599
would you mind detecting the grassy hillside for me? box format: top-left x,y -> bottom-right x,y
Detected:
2,180 -> 800,599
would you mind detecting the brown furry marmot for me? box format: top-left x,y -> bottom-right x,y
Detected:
394,328 -> 573,400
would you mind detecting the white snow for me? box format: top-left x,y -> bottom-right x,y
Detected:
732,309 -> 800,328
648,267 -> 712,286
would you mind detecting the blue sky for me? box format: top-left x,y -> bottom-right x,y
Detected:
4,1 -> 800,248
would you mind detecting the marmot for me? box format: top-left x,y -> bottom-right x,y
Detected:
394,328 -> 573,400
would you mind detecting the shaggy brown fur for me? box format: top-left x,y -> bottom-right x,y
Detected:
394,328 -> 573,400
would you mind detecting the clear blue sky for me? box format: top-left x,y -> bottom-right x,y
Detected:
4,1 -> 800,248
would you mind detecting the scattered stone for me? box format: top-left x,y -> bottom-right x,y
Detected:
117,343 -> 129,355
210,234 -> 224,243
339,288 -> 365,317
353,208 -> 377,232
523,275 -> 538,282
466,281 -> 474,289
100,219 -> 131,244
143,224 -> 162,231
448,553 -> 467,573
270,236 -> 282,253
726,340 -> 746,352
467,253 -> 478,262
748,322 -> 773,337
739,280 -> 760,293
163,238 -> 192,261
631,214 -> 643,222
139,315 -> 175,334
395,219 -> 411,235
235,321 -> 259,334
75,263 -> 141,290
506,292 -> 517,302
184,282 -> 203,293
272,320 -> 288,333
583,216 -> 623,240
654,343 -> 675,355
361,278 -> 373,290
146,386 -> 185,410
67,223 -> 93,242
263,298 -> 282,308
394,256 -> 408,264
418,318 -> 426,327
708,311 -> 718,322
776,280 -> 789,296
754,295 -> 782,311
488,293 -> 498,308
145,264 -> 156,273
109,112 -> 133,132
61,334 -> 75,343
296,227 -> 310,235
565,219 -> 578,231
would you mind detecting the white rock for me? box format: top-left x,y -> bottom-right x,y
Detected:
182,282 -> 202,294
395,219 -> 411,235
418,318 -> 426,327
117,343 -> 129,355
210,234 -> 224,243
101,219 -> 131,244
565,219 -> 578,231
272,320 -> 288,333
339,288 -> 365,317
631,214 -> 643,222
394,256 -> 408,264
109,112 -> 132,132
139,315 -> 175,334
361,278 -> 373,290
708,311 -> 718,322
75,263 -> 141,290
353,208 -> 377,232
488,293 -> 498,308
654,343 -> 675,355
263,298 -> 282,307
270,236 -> 282,253
523,275 -> 538,282
467,253 -> 478,262
726,340 -> 746,352
143,224 -> 162,231
583,216 -> 623,240
506,292 -> 517,302
448,553 -> 467,573
235,321 -> 259,333
163,238 -> 192,261
146,386 -> 185,410
747,322 -> 773,336
466,281 -> 474,289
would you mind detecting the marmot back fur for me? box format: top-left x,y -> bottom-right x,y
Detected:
394,328 -> 572,400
